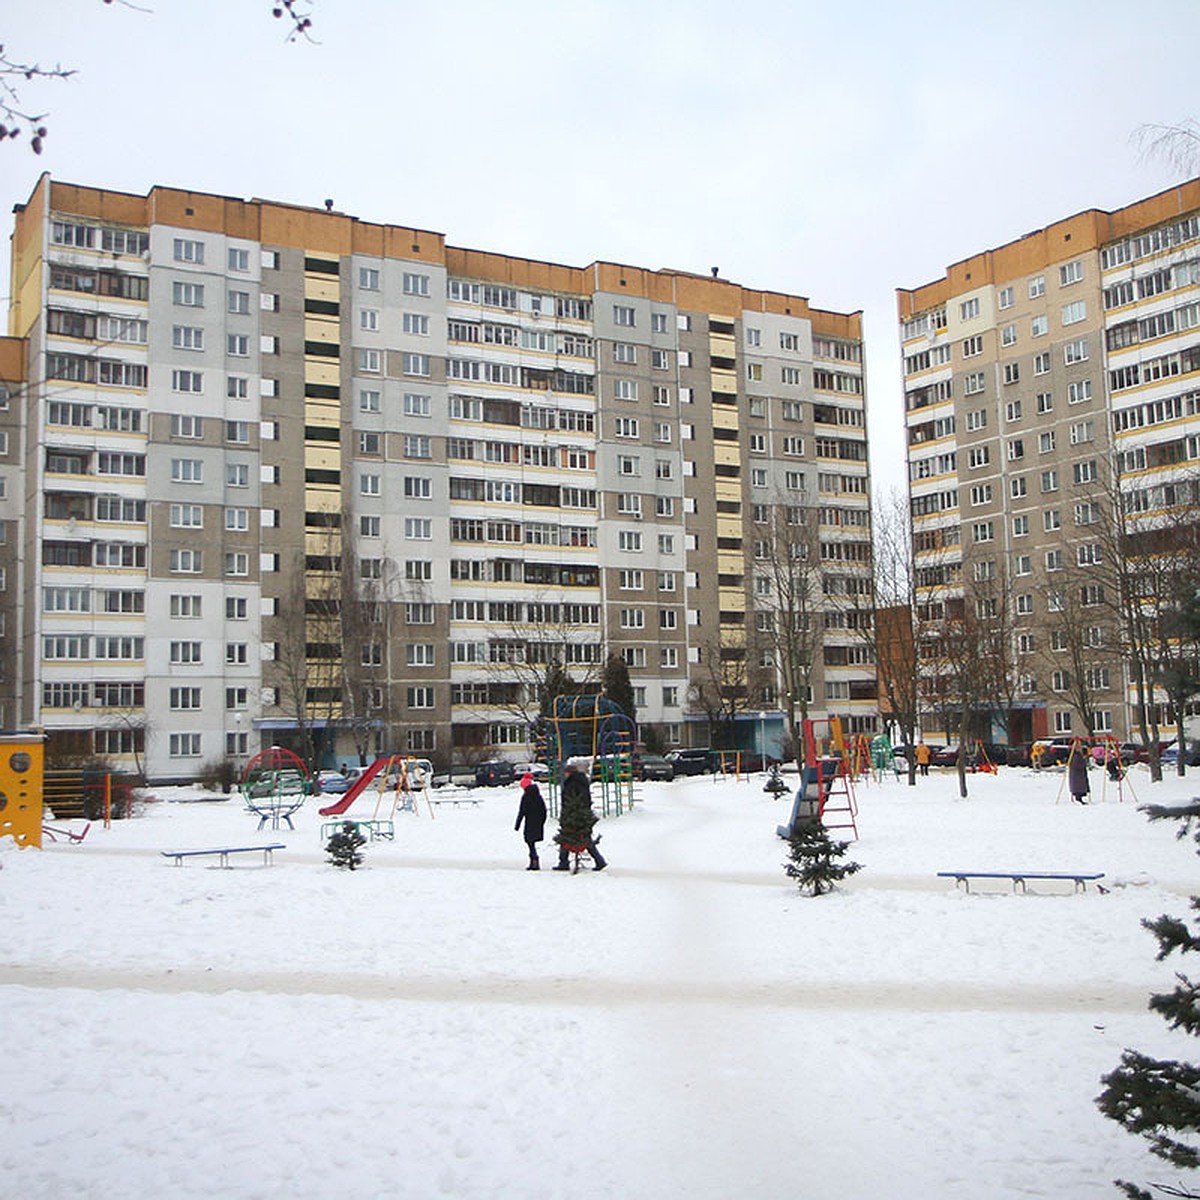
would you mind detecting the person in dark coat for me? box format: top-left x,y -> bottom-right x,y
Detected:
1068,739 -> 1090,804
553,762 -> 607,871
514,773 -> 547,870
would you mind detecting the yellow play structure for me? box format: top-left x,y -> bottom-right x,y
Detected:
0,732 -> 46,849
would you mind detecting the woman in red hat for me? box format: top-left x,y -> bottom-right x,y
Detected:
514,772 -> 547,870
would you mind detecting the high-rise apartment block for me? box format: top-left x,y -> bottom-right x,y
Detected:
898,179 -> 1200,747
2,175 -> 873,781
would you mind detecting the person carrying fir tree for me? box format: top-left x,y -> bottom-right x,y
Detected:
553,762 -> 607,871
514,772 -> 547,870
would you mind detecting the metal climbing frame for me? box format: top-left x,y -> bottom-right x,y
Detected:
544,694 -> 638,818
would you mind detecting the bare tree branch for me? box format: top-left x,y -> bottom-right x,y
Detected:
1133,120 -> 1200,176
1,3 -> 315,151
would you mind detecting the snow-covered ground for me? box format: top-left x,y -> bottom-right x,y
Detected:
2,763 -> 1198,1199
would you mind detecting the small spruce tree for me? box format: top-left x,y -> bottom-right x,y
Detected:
556,792 -> 598,852
326,820 -> 367,871
1097,799 -> 1200,1200
784,817 -> 861,896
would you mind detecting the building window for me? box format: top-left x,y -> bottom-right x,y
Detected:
1059,260 -> 1083,286
172,281 -> 204,307
173,325 -> 204,351
613,305 -> 635,326
402,272 -> 430,297
169,733 -> 202,757
171,458 -> 203,484
173,238 -> 204,264
172,370 -> 204,394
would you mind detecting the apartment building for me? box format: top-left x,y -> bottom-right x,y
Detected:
897,179 -> 1200,747
4,174 -> 873,781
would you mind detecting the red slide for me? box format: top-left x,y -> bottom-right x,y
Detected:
317,758 -> 391,816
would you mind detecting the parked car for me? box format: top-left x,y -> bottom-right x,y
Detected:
1005,744 -> 1033,768
474,760 -> 517,787
512,762 -> 550,782
711,750 -> 778,773
637,754 -> 675,781
316,770 -> 351,794
1162,740 -> 1200,767
665,748 -> 715,776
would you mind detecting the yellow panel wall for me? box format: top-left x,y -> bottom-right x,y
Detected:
0,736 -> 45,849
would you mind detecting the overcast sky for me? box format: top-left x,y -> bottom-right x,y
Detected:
3,0 -> 1198,497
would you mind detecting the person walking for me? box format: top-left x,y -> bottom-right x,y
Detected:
1068,740 -> 1091,805
553,762 -> 607,872
514,773 -> 546,870
915,740 -> 931,777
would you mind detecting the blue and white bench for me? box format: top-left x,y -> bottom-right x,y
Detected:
162,844 -> 286,868
938,870 -> 1104,894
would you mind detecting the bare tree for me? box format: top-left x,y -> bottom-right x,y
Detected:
854,488 -> 933,785
337,568 -> 391,769
100,706 -> 148,783
749,497 -> 825,768
687,633 -> 752,751
1085,462 -> 1200,782
475,598 -> 603,756
267,546 -> 344,775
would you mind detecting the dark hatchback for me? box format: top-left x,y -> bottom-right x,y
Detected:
637,754 -> 675,781
474,760 -> 517,787
665,748 -> 715,776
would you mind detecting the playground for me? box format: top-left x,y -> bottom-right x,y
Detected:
3,757 -> 1199,1198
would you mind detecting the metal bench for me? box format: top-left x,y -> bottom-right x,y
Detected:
162,844 -> 286,868
938,870 -> 1105,894
320,819 -> 394,842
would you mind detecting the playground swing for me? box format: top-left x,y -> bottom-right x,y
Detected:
1055,736 -> 1137,806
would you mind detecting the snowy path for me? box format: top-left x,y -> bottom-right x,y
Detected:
0,962 -> 1149,1011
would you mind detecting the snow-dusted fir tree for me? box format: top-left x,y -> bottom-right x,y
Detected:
784,817 -> 861,896
1097,799 -> 1200,1199
326,820 -> 367,871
